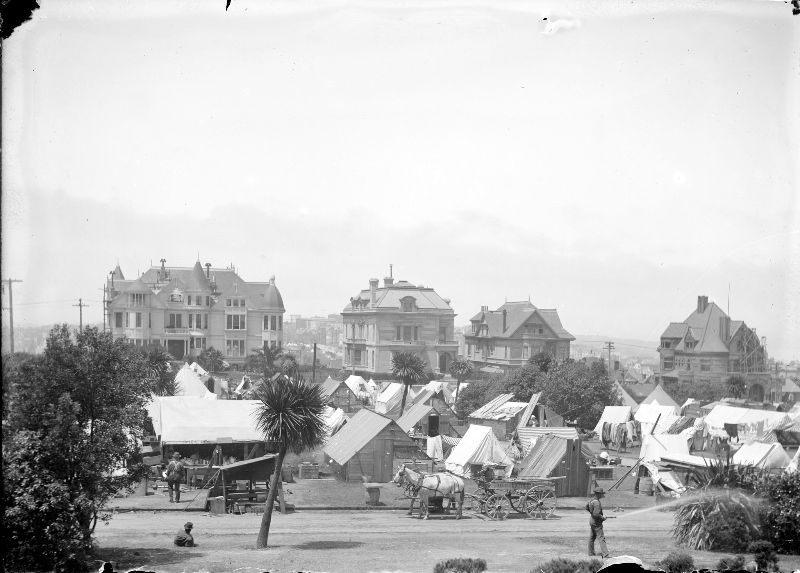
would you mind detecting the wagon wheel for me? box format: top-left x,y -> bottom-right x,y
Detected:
508,487 -> 529,513
524,487 -> 557,519
484,493 -> 511,520
463,492 -> 485,515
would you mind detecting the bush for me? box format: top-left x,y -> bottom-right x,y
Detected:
747,541 -> 778,572
536,557 -> 604,573
716,555 -> 746,570
433,557 -> 488,573
758,472 -> 800,554
705,508 -> 754,552
653,551 -> 695,573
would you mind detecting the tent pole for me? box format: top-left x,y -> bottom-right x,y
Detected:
607,457 -> 643,492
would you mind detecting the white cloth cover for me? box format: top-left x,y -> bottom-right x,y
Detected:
323,406 -> 347,438
704,405 -> 791,435
639,433 -> 691,462
640,385 -> 679,410
375,382 -> 414,416
344,375 -> 370,399
445,424 -> 514,478
174,364 -> 216,399
189,362 -> 208,377
732,441 -> 791,470
426,435 -> 444,461
786,449 -> 800,474
635,404 -> 679,435
592,406 -> 633,435
148,396 -> 263,443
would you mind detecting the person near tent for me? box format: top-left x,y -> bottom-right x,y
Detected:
166,452 -> 186,503
174,522 -> 196,547
587,487 -> 611,558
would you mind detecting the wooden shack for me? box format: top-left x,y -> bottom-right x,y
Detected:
397,392 -> 457,437
517,435 -> 591,497
468,393 -> 529,440
319,376 -> 365,414
323,409 -> 428,482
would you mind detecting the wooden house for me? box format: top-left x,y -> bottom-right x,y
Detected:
319,376 -> 365,414
323,409 -> 429,482
468,393 -> 529,440
397,392 -> 457,437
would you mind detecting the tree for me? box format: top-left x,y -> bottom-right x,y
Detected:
3,326 -> 154,571
449,358 -> 474,405
253,375 -> 325,548
198,346 -> 225,373
142,343 -> 176,396
501,362 -> 546,403
275,353 -> 299,379
391,352 -> 428,416
535,361 -> 616,429
454,377 -> 504,420
529,351 -> 555,373
244,345 -> 286,379
726,374 -> 747,399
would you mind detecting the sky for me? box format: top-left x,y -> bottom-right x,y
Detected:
2,0 -> 799,360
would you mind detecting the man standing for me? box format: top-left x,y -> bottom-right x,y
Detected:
166,452 -> 186,503
174,522 -> 196,547
587,487 -> 610,558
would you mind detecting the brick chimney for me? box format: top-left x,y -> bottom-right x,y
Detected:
369,278 -> 379,304
384,277 -> 394,287
502,309 -> 507,332
697,295 -> 709,314
481,305 -> 489,312
719,316 -> 731,343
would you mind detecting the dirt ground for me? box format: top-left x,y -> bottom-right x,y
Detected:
93,507 -> 800,573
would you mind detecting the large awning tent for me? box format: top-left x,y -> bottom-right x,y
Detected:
147,397 -> 263,444
704,405 -> 792,440
174,363 -> 217,399
732,442 -> 791,470
592,406 -> 633,435
445,424 -> 514,478
640,433 -> 691,463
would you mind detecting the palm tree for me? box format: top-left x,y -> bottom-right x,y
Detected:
142,344 -> 176,396
391,352 -> 427,416
245,345 -> 286,379
198,347 -> 225,373
253,375 -> 325,548
275,353 -> 299,379
448,358 -> 473,405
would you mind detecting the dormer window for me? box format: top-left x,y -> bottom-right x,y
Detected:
400,296 -> 416,312
471,321 -> 479,334
169,289 -> 183,303
130,293 -> 145,306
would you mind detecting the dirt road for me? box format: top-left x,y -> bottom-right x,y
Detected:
93,508 -> 798,573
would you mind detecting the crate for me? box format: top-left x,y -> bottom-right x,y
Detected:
208,496 -> 225,515
298,462 -> 319,479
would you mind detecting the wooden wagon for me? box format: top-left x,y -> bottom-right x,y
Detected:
464,476 -> 559,520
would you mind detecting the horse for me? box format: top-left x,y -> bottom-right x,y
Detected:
392,463 -> 465,520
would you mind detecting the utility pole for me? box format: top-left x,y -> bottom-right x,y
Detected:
312,342 -> 317,384
603,341 -> 615,379
100,286 -> 107,331
3,279 -> 23,353
73,298 -> 89,334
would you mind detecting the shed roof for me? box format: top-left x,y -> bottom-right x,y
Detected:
469,394 -> 527,421
517,434 -> 570,478
397,401 -> 435,432
516,426 -> 579,454
323,409 -> 394,465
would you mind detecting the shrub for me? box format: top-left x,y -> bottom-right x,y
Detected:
716,555 -> 746,570
653,551 -> 695,573
747,541 -> 778,572
758,472 -> 800,554
536,557 -> 604,573
704,508 -> 754,552
433,557 -> 488,573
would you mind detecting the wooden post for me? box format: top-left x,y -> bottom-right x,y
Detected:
221,469 -> 228,512
278,480 -> 286,513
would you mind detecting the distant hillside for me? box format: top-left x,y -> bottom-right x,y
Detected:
572,334 -> 659,361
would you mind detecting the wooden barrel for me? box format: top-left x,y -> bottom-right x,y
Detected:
639,477 -> 654,496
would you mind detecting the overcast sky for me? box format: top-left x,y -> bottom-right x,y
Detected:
2,0 -> 798,360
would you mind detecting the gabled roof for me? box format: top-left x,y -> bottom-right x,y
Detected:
679,301 -> 730,353
615,383 -> 640,409
323,409 -> 395,465
641,385 -> 679,409
517,434 -> 571,478
661,322 -> 689,339
624,383 -> 657,403
397,401 -> 437,432
113,264 -> 125,281
319,377 -> 345,400
467,301 -> 573,341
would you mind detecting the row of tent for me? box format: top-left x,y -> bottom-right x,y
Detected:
593,399 -> 800,471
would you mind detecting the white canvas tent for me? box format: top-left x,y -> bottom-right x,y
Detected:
322,406 -> 348,438
635,403 -> 679,435
641,385 -> 679,410
592,406 -> 633,435
704,405 -> 791,438
189,362 -> 208,377
344,375 -> 370,399
786,449 -> 799,474
147,396 -> 262,443
445,424 -> 514,478
640,433 -> 691,462
375,382 -> 415,417
174,364 -> 216,399
422,380 -> 455,405
732,442 -> 791,470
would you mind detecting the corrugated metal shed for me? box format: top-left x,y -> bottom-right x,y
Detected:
470,394 -> 527,421
518,434 -> 568,478
319,377 -> 341,400
323,409 -> 392,465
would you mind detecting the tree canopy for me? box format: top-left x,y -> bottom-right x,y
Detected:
448,358 -> 474,405
391,352 -> 428,416
3,326 -> 156,572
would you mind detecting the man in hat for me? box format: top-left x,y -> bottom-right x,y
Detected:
174,522 -> 196,547
165,452 -> 186,503
587,487 -> 610,558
